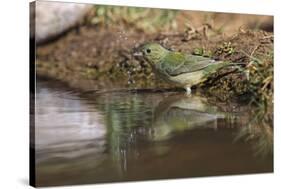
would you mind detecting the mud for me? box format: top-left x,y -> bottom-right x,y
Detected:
36,24 -> 273,102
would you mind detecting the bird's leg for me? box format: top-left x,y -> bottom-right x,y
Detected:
185,86 -> 192,95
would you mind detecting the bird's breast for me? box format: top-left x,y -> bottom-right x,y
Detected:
152,63 -> 206,87
167,70 -> 205,86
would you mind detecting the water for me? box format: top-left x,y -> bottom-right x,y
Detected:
34,80 -> 273,187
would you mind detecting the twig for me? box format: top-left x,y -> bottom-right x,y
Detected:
240,50 -> 261,63
250,45 -> 260,57
262,35 -> 273,39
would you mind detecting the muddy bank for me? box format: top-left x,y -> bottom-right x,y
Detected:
36,25 -> 273,102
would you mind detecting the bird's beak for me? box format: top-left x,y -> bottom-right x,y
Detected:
133,51 -> 143,57
132,44 -> 144,57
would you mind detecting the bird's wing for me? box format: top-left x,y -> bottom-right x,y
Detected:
162,53 -> 216,76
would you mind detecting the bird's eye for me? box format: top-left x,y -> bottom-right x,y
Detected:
146,48 -> 151,54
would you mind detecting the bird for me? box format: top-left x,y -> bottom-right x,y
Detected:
135,42 -> 242,94
150,94 -> 226,141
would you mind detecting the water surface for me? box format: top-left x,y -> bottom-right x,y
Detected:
35,80 -> 273,187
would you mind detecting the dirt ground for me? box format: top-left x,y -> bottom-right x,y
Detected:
36,9 -> 273,102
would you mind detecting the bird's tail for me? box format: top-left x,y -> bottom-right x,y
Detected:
218,61 -> 246,71
203,61 -> 247,79
227,62 -> 247,66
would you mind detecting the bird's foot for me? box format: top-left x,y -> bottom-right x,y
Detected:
185,86 -> 192,96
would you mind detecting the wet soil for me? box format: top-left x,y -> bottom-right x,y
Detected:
36,25 -> 273,101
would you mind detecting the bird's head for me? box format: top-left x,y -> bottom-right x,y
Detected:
135,43 -> 169,65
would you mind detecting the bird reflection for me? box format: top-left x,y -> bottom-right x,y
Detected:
36,82 -> 273,184
150,94 -> 226,141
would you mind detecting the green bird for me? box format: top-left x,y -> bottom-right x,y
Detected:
150,94 -> 226,141
136,42 -> 241,94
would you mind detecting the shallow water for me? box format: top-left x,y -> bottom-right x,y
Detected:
34,80 -> 273,187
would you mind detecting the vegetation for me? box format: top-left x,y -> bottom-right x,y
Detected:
85,5 -> 178,33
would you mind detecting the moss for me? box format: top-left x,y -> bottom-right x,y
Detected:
216,42 -> 235,55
